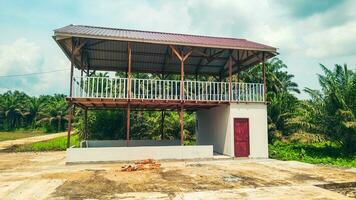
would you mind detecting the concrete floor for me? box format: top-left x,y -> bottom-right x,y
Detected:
0,151 -> 355,200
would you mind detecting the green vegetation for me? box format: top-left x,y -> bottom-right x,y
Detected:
0,92 -> 68,133
0,130 -> 46,141
269,141 -> 356,168
7,134 -> 80,152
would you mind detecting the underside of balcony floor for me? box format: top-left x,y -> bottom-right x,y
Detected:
66,97 -> 229,110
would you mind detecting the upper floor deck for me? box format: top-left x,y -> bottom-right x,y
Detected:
69,76 -> 264,110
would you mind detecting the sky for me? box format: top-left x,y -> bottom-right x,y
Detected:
0,0 -> 355,99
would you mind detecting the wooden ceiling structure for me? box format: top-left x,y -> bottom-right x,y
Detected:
53,25 -> 278,146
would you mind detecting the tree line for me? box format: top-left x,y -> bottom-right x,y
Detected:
0,58 -> 355,153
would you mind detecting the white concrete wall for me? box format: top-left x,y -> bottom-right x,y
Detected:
83,140 -> 180,147
196,105 -> 232,155
197,103 -> 268,158
66,145 -> 213,163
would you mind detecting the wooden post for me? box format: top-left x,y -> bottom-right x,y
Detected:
180,51 -> 184,102
69,38 -> 74,98
160,110 -> 164,140
228,57 -> 232,101
84,108 -> 88,140
67,38 -> 75,148
126,104 -> 130,146
126,42 -> 132,146
179,105 -> 184,145
262,52 -> 266,102
237,70 -> 240,82
66,104 -> 73,148
170,45 -> 191,146
127,42 -> 132,100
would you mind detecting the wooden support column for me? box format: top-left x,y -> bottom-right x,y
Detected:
160,110 -> 165,140
67,38 -> 75,149
126,42 -> 132,146
169,45 -> 192,145
180,52 -> 185,101
126,104 -> 131,146
262,52 -> 266,102
66,104 -> 73,148
179,105 -> 184,145
228,57 -> 232,101
69,38 -> 74,98
84,108 -> 88,140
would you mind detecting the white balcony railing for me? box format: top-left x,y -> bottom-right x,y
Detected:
72,76 -> 265,102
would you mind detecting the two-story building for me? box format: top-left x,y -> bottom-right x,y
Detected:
53,25 -> 277,163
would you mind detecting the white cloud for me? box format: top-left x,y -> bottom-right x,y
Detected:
0,38 -> 42,75
1,0 -> 356,98
304,21 -> 356,59
0,38 -> 70,96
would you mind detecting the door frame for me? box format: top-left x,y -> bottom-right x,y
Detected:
233,118 -> 250,157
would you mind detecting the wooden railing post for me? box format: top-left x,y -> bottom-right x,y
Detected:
262,52 -> 266,102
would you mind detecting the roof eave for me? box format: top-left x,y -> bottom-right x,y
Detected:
53,32 -> 277,53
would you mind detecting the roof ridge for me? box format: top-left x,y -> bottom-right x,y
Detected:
73,24 -> 248,42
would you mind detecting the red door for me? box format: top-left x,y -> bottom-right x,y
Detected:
234,118 -> 250,157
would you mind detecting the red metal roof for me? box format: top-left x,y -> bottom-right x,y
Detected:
54,25 -> 277,52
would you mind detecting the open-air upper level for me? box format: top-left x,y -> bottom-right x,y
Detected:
53,25 -> 278,110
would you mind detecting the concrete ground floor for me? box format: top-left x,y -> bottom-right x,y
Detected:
0,151 -> 355,199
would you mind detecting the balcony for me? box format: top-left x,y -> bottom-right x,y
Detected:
70,76 -> 265,109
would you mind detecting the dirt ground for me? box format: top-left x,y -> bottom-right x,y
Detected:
0,152 -> 355,200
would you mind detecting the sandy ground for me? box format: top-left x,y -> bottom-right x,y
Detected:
0,132 -> 67,150
0,151 -> 355,200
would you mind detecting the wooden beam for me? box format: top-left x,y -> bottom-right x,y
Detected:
180,51 -> 185,101
126,104 -> 131,146
179,105 -> 184,145
73,40 -> 87,56
66,104 -> 73,148
69,38 -> 74,98
169,45 -> 182,61
195,48 -> 208,75
228,57 -> 232,101
195,49 -> 225,73
85,47 -> 227,60
219,50 -> 234,77
126,41 -> 132,146
84,108 -> 88,139
160,110 -> 165,140
127,42 -> 132,99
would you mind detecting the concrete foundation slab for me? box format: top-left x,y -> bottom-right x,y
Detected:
66,145 -> 213,163
81,140 -> 180,147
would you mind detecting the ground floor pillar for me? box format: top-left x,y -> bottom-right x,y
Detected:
126,104 -> 131,146
66,104 -> 74,148
179,105 -> 184,145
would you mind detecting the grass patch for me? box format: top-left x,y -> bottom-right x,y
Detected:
269,141 -> 356,168
7,134 -> 81,152
0,130 -> 47,142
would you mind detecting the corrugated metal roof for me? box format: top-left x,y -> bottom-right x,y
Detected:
54,25 -> 277,52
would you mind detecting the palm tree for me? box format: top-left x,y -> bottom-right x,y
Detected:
38,97 -> 69,132
0,91 -> 27,130
22,96 -> 46,129
241,58 -> 300,94
304,64 -> 356,153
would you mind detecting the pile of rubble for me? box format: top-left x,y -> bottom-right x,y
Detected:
121,159 -> 161,172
